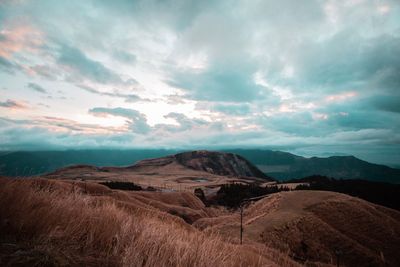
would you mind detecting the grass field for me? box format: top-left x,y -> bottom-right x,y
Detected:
0,177 -> 300,267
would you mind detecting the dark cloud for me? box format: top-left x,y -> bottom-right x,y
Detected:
257,112 -> 322,137
326,111 -> 399,132
271,32 -> 400,94
257,106 -> 400,139
0,99 -> 26,109
27,82 -> 47,94
313,97 -> 400,131
57,44 -> 128,85
0,56 -> 19,74
369,95 -> 400,113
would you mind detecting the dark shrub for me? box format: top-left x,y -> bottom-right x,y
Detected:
99,181 -> 142,191
194,188 -> 208,206
294,176 -> 400,210
215,183 -> 288,208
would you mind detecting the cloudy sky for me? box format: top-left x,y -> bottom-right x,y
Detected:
0,0 -> 399,165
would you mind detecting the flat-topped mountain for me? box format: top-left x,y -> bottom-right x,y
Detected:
133,150 -> 271,179
44,151 -> 273,191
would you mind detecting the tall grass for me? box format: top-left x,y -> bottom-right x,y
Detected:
0,178 -> 299,266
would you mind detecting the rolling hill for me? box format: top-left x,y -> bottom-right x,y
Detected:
132,150 -> 271,179
1,150 -> 400,266
2,176 -> 399,266
42,151 -> 273,196
195,190 -> 400,267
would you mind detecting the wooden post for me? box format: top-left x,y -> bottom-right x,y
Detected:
335,249 -> 342,267
240,205 -> 243,245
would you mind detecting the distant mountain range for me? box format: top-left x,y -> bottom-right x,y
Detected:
224,149 -> 400,183
0,150 -> 177,177
1,149 -> 399,183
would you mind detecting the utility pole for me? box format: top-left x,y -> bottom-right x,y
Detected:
334,249 -> 342,267
240,205 -> 244,244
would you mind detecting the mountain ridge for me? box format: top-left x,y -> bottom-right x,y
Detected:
0,149 -> 399,183
224,149 -> 400,183
50,150 -> 273,180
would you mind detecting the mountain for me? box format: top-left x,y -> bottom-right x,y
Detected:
42,151 -> 273,195
133,150 -> 270,179
225,149 -> 400,183
1,149 -> 399,183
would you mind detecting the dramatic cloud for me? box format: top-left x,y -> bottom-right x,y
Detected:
0,0 -> 399,165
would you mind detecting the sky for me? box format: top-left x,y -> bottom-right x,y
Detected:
0,0 -> 400,166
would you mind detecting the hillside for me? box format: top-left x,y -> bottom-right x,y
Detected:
2,177 -> 399,266
0,177 -> 301,267
283,175 -> 400,210
43,151 -> 273,196
134,150 -> 271,179
195,190 -> 400,267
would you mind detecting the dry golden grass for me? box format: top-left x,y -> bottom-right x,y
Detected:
196,190 -> 400,267
0,178 -> 300,267
44,158 -> 263,193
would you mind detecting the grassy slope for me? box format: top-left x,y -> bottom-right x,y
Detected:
0,178 -> 300,267
195,191 -> 400,267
